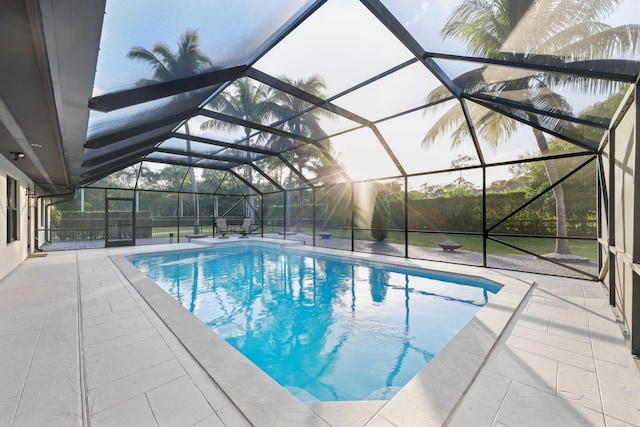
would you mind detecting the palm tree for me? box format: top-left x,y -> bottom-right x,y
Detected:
201,77 -> 281,221
424,0 -> 640,255
271,75 -> 336,231
202,77 -> 280,142
273,75 -> 333,164
128,29 -> 212,235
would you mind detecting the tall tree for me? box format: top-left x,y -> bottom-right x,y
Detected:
272,75 -> 337,179
128,29 -> 212,234
201,77 -> 281,221
424,0 -> 640,255
271,75 -> 334,229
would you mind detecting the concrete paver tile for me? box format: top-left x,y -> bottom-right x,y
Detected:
91,393 -> 157,427
511,324 -> 593,357
557,362 -> 602,413
494,381 -> 605,427
11,398 -> 82,427
0,396 -> 19,427
84,326 -> 157,356
306,401 -> 386,427
486,346 -> 558,394
525,300 -> 588,325
363,414 -> 397,426
16,352 -> 80,416
447,370 -> 511,427
145,376 -> 215,427
84,336 -> 175,389
82,313 -> 153,345
88,359 -> 185,414
0,363 -> 27,402
0,339 -> 35,370
82,306 -> 141,328
214,404 -> 251,427
547,318 -> 592,343
176,354 -> 235,412
596,359 -> 640,426
505,334 -> 596,372
604,415 -> 639,427
192,412 -> 225,427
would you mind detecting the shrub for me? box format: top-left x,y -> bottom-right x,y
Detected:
371,192 -> 389,242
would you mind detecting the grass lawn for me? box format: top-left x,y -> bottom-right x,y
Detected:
158,225 -> 598,262
325,228 -> 597,261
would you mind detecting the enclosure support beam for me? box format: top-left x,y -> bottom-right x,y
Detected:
283,190 -> 288,239
608,128 -> 616,307
260,195 -> 264,238
482,166 -> 487,268
404,176 -> 408,258
177,194 -> 181,243
312,189 -> 316,247
350,183 -> 355,252
632,82 -> 640,355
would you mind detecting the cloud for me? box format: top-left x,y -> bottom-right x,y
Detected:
404,1 -> 430,27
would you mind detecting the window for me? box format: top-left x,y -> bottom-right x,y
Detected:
7,176 -> 18,243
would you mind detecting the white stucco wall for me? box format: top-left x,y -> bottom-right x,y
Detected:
0,154 -> 34,280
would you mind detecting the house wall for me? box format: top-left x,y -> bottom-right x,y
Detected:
603,84 -> 640,355
0,154 -> 35,280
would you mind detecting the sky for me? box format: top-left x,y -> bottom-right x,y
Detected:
92,0 -> 639,189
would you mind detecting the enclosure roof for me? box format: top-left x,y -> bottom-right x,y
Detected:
2,0 -> 639,194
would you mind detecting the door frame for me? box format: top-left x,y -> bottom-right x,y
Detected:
105,197 -> 136,247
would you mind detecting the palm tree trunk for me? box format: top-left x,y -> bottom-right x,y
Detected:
533,129 -> 571,254
185,122 -> 200,235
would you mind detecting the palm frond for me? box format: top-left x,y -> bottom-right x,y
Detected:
467,101 -> 518,149
442,0 -> 505,56
422,102 -> 467,148
425,66 -> 487,106
557,25 -> 640,60
537,22 -> 610,55
549,0 -> 619,28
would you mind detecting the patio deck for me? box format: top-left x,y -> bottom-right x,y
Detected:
1,238 -> 639,426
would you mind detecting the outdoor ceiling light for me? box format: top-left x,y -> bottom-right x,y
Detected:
10,151 -> 25,161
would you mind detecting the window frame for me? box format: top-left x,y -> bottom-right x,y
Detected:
7,175 -> 18,244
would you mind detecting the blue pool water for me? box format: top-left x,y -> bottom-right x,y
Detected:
128,244 -> 501,401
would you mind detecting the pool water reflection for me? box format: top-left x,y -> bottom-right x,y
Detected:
128,245 -> 501,401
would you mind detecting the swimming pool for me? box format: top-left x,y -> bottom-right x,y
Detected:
128,243 -> 502,402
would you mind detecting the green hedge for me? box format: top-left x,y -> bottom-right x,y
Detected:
264,191 -> 595,236
53,188 -> 595,241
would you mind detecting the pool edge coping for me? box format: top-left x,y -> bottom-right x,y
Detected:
111,237 -> 533,426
